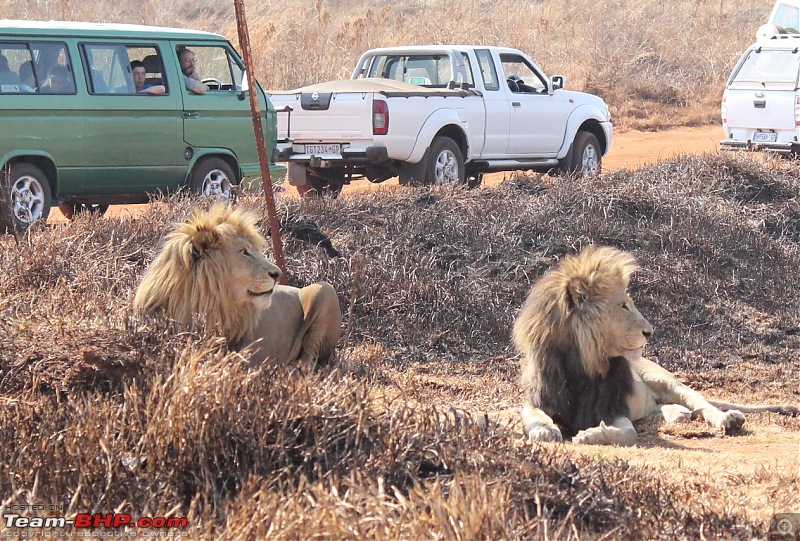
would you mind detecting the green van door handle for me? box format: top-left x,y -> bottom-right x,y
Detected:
183,111 -> 199,119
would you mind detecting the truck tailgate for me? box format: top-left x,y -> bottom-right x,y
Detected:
269,91 -> 374,143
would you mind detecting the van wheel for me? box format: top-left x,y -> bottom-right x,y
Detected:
556,132 -> 602,177
1,163 -> 52,233
58,203 -> 109,220
426,136 -> 465,185
190,158 -> 237,202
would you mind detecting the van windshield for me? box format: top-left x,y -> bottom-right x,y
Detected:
730,49 -> 800,88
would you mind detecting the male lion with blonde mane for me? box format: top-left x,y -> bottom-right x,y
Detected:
512,245 -> 797,446
133,205 -> 342,365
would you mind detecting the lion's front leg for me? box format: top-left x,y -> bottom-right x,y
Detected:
522,404 -> 563,442
295,281 -> 342,365
693,407 -> 745,433
573,416 -> 636,446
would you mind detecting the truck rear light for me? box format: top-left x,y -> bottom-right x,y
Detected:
721,96 -> 727,125
795,96 -> 800,127
373,100 -> 389,135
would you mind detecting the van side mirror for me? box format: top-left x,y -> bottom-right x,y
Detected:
551,75 -> 566,91
238,70 -> 249,100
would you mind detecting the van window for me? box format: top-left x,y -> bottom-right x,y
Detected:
177,45 -> 241,91
729,49 -> 800,88
773,3 -> 800,33
82,44 -> 135,94
0,41 -> 74,94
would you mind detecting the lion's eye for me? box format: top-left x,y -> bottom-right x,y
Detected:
242,248 -> 251,257
622,303 -> 630,311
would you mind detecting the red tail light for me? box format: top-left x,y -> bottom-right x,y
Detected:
721,96 -> 727,125
373,100 -> 389,135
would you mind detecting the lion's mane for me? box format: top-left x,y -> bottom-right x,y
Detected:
512,246 -> 639,437
133,205 -> 268,345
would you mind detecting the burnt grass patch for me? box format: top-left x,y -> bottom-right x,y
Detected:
1,153 -> 798,538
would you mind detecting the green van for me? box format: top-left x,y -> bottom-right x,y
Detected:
0,20 -> 286,232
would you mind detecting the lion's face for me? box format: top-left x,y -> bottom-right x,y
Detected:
604,285 -> 653,361
224,235 -> 282,310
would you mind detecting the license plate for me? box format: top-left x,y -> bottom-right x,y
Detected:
304,144 -> 341,154
752,131 -> 778,143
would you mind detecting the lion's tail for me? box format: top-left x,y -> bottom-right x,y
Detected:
706,400 -> 798,416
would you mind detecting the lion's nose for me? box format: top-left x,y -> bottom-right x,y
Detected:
269,270 -> 281,280
642,329 -> 653,339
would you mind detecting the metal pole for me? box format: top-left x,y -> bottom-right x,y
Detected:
233,0 -> 288,284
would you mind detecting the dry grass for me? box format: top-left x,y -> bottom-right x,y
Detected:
0,0 -> 776,129
2,153 -> 799,538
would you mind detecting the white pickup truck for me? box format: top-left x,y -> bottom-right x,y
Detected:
270,45 -> 613,195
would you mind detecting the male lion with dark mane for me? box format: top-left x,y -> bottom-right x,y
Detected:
512,245 -> 797,446
133,205 -> 342,365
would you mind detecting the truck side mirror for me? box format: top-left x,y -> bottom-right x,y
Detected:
551,75 -> 566,91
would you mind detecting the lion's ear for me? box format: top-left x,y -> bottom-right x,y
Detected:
190,227 -> 222,262
566,278 -> 592,311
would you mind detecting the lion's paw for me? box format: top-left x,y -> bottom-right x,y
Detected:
704,409 -> 746,433
527,425 -> 563,443
661,404 -> 692,424
573,422 -> 637,446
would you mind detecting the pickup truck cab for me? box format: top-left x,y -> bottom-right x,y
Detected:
270,45 -> 613,195
720,28 -> 800,154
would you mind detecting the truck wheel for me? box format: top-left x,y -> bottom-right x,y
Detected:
1,163 -> 52,233
58,203 -> 109,220
425,136 -> 465,185
557,131 -> 602,177
190,158 -> 237,202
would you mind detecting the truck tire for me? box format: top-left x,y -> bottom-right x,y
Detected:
305,173 -> 343,198
556,131 -> 602,177
1,163 -> 52,233
189,157 -> 237,202
425,136 -> 465,185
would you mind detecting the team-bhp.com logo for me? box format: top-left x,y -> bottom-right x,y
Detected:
3,509 -> 188,538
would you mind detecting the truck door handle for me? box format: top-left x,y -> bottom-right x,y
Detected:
753,100 -> 766,109
183,111 -> 200,119
512,102 -> 521,107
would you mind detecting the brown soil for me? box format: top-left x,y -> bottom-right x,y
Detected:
47,125 -> 724,223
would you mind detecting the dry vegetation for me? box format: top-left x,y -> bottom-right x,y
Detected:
0,0 -> 777,129
2,153 -> 799,539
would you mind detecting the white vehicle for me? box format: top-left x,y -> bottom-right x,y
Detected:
720,28 -> 800,154
770,0 -> 800,33
269,45 -> 613,195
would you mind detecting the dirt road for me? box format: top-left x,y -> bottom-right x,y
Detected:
48,125 -> 723,223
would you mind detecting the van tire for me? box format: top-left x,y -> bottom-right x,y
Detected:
425,136 -> 465,185
190,158 -> 237,202
1,163 -> 52,233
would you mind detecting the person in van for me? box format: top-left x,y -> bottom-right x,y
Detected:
130,60 -> 165,95
18,60 -> 36,91
177,48 -> 208,94
41,64 -> 73,93
0,53 -> 20,86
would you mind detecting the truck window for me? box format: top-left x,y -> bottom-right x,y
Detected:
729,49 -> 800,88
773,3 -> 800,32
365,53 -> 474,88
500,53 -> 546,94
475,49 -> 499,91
82,44 -> 134,94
